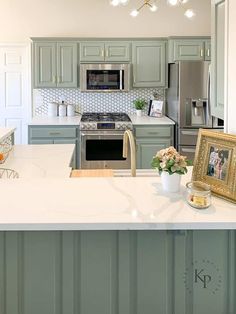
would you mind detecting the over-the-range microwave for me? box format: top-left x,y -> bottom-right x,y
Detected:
80,63 -> 130,92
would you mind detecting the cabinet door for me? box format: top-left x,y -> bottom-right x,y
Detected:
132,41 -> 166,88
80,42 -> 105,62
211,0 -> 225,120
205,40 -> 211,61
173,40 -> 205,61
34,42 -> 57,88
57,42 -> 77,87
104,42 -> 130,62
136,139 -> 171,169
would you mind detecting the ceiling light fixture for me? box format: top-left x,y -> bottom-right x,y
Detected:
130,0 -> 158,17
110,0 -> 195,19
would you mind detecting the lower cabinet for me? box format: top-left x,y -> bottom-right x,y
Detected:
135,125 -> 173,169
28,125 -> 79,169
0,230 -> 234,314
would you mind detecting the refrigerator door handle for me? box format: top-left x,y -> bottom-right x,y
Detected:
207,64 -> 212,124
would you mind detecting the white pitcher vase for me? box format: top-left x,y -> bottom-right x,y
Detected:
161,171 -> 181,193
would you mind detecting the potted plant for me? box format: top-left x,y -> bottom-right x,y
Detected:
151,146 -> 191,192
133,99 -> 147,117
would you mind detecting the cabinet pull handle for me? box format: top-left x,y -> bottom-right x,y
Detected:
148,132 -> 159,135
181,130 -> 198,136
49,132 -> 61,136
207,48 -> 210,57
133,74 -> 136,84
53,76 -> 56,83
200,49 -> 203,58
101,49 -> 104,57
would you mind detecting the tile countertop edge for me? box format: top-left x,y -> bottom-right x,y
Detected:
27,115 -> 175,126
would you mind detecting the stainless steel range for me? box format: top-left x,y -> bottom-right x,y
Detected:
80,112 -> 133,169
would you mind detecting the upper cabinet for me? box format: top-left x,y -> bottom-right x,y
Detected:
80,42 -> 130,62
132,41 -> 167,88
211,0 -> 225,120
168,38 -> 211,62
33,42 -> 77,88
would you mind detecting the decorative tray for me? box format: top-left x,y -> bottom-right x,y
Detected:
0,168 -> 19,179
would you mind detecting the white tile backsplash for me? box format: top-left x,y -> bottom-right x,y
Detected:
33,88 -> 165,116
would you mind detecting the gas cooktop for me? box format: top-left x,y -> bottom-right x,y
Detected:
80,112 -> 133,131
81,112 -> 131,122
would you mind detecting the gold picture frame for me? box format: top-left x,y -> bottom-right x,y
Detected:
192,129 -> 236,203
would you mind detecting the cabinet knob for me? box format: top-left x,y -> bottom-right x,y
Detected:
200,49 -> 204,58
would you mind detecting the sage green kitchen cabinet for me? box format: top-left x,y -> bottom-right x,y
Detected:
80,41 -> 130,62
132,41 -> 167,88
28,125 -> 79,168
0,230 -> 234,314
211,0 -> 225,120
168,38 -> 211,62
34,42 -> 57,88
135,125 -> 173,168
33,42 -> 77,88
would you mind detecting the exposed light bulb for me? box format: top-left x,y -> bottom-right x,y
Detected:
184,9 -> 195,18
130,9 -> 139,17
167,0 -> 179,6
110,0 -> 120,7
180,0 -> 189,3
120,0 -> 129,5
150,2 -> 158,12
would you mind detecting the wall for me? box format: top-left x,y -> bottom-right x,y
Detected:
0,0 -> 211,42
225,0 -> 236,134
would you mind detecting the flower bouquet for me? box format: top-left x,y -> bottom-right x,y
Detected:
151,146 -> 191,192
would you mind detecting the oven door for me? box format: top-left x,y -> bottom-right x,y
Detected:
81,131 -> 131,169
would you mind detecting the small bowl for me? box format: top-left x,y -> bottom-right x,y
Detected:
186,181 -> 211,209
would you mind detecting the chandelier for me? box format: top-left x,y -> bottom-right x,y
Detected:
109,0 -> 195,18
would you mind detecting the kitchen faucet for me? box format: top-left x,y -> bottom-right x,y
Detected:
123,129 -> 136,177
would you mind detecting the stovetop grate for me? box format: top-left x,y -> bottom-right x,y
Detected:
81,112 -> 131,122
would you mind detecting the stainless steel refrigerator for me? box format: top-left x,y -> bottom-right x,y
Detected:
166,61 -> 223,160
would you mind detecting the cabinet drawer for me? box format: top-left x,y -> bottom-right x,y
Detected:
179,129 -> 199,145
135,126 -> 172,138
30,127 -> 77,139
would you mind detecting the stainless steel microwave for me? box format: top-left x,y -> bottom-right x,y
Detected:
80,63 -> 130,92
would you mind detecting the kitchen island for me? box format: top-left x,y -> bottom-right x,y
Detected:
0,144 -> 235,314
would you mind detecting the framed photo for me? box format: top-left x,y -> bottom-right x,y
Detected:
148,100 -> 163,117
192,129 -> 236,203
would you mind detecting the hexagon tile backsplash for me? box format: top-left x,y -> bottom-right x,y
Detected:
33,88 -> 165,116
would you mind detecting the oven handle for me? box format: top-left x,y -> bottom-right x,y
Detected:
81,132 -> 126,138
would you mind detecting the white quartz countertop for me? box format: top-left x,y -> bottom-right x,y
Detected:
0,164 -> 236,230
0,127 -> 15,142
129,115 -> 175,125
28,116 -> 82,125
28,115 -> 174,126
2,144 -> 75,178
